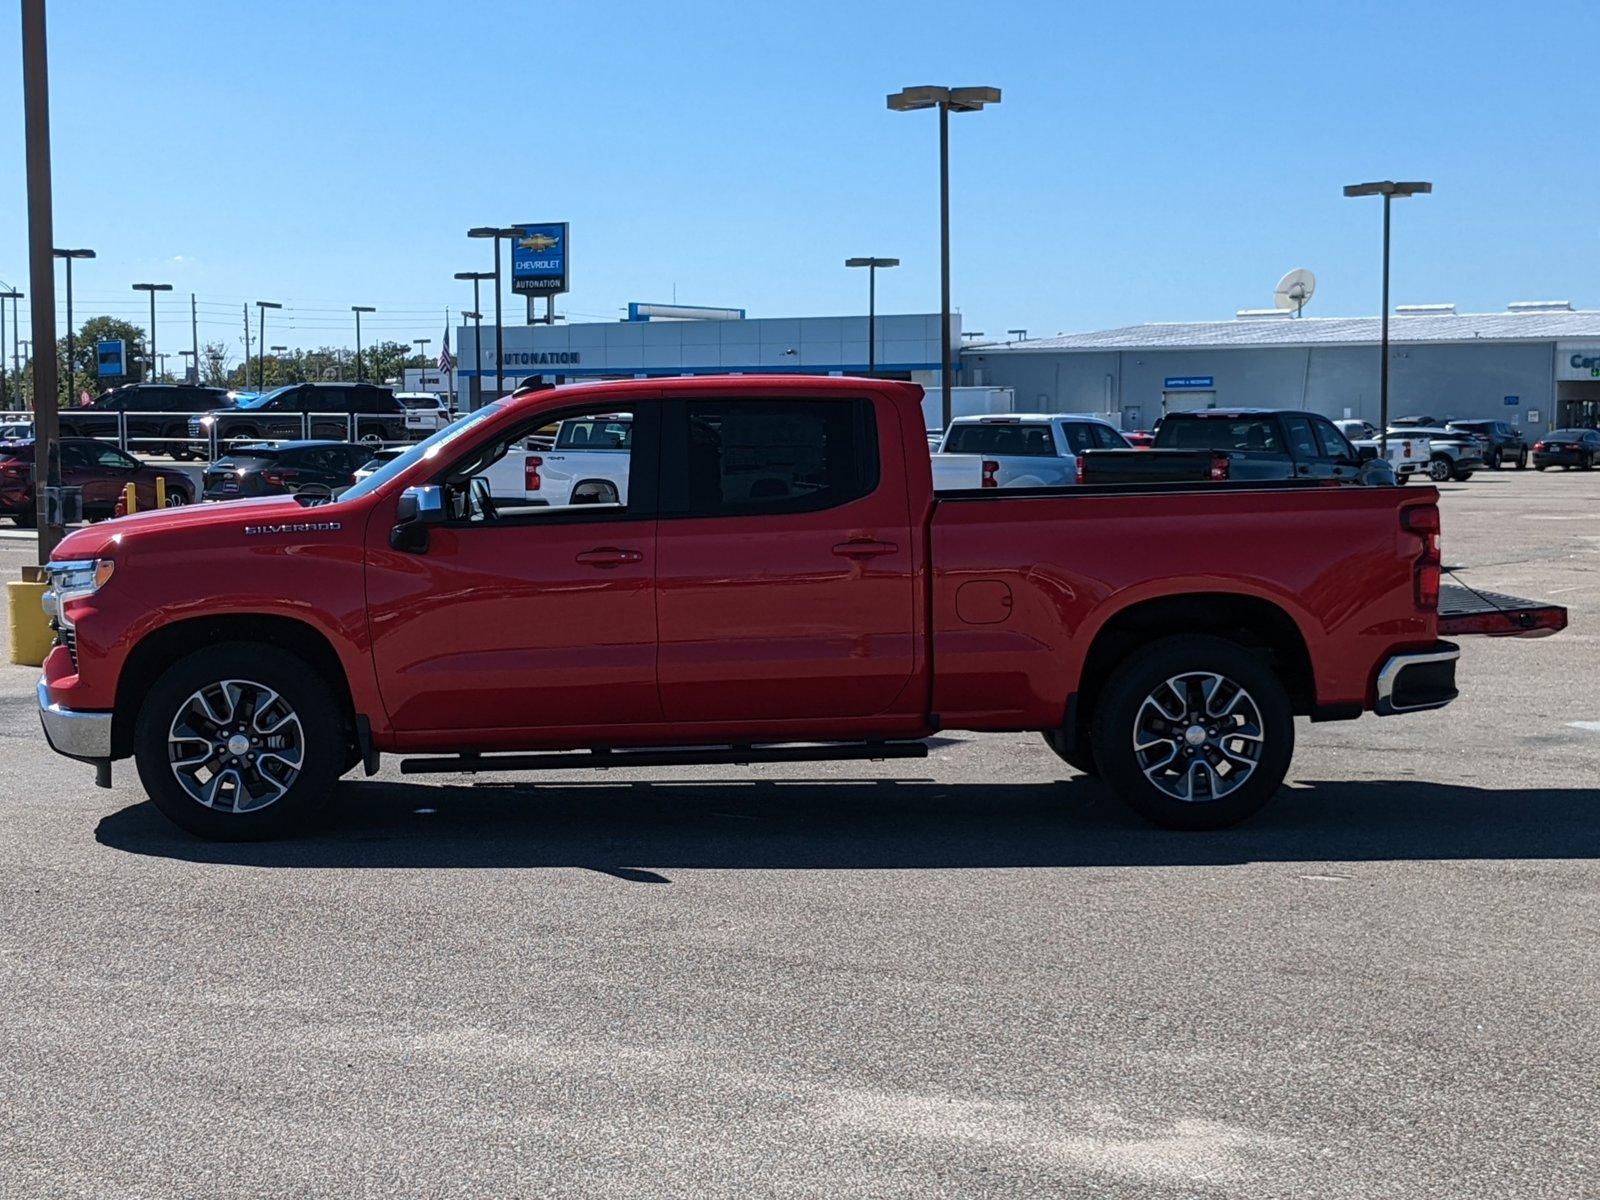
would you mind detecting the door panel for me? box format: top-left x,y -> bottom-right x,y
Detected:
366,517 -> 659,732
654,396 -> 916,724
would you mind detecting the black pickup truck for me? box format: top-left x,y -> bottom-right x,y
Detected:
1079,408 -> 1384,485
56,384 -> 234,459
189,382 -> 407,451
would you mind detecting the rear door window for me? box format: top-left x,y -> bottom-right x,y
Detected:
1311,417 -> 1357,460
1280,415 -> 1319,460
1089,424 -> 1129,449
942,422 -> 1057,457
670,399 -> 877,517
1058,423 -> 1096,454
1158,418 -> 1283,453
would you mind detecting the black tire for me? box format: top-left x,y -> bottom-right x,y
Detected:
10,507 -> 35,527
133,643 -> 345,840
1090,635 -> 1295,831
1515,450 -> 1528,470
1488,449 -> 1502,469
1536,463 -> 1547,471
1041,729 -> 1098,777
1582,453 -> 1594,472
1452,469 -> 1474,482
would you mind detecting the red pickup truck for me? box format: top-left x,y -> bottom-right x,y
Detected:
36,376 -> 1565,839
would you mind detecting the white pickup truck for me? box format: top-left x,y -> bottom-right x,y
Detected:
480,412 -> 632,506
1334,420 -> 1432,483
933,414 -> 1132,487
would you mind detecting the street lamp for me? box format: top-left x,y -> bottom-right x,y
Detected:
845,257 -> 899,375
454,271 -> 493,409
254,301 -> 281,391
351,305 -> 375,381
1343,180 -> 1432,455
467,226 -> 518,396
131,282 -> 172,384
413,339 -> 431,388
178,347 -> 196,384
1007,328 -> 1027,342
53,248 -> 94,403
887,84 -> 1000,432
0,289 -> 19,409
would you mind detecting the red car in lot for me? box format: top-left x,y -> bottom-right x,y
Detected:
35,376 -> 1565,840
0,438 -> 194,525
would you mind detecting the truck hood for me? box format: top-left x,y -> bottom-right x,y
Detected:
51,496 -> 311,559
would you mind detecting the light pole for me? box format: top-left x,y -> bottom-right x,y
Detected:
131,283 -> 172,384
413,339 -> 430,389
845,257 -> 899,376
254,300 -> 281,392
467,226 -> 517,396
179,347 -> 196,384
454,271 -> 492,410
351,305 -> 375,381
53,248 -> 94,404
2,291 -> 21,404
1344,180 -> 1432,456
0,288 -> 17,408
887,85 -> 1000,433
18,341 -> 32,406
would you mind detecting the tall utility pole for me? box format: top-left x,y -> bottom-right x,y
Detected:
54,248 -> 93,404
845,257 -> 899,375
468,226 -> 517,396
454,271 -> 492,410
2,290 -> 20,405
190,292 -> 199,383
23,0 -> 63,558
242,304 -> 251,389
351,305 -> 374,381
413,338 -> 430,388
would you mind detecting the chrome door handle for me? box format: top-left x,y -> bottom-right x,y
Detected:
832,539 -> 898,558
575,547 -> 643,568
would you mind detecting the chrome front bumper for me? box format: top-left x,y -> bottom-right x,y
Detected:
37,678 -> 113,760
1374,642 -> 1460,716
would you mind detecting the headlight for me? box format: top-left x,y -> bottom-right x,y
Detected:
42,558 -> 115,626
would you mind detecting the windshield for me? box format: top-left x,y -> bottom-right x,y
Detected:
338,403 -> 506,502
1158,418 -> 1283,453
1547,429 -> 1592,440
229,385 -> 296,410
942,423 -> 1056,457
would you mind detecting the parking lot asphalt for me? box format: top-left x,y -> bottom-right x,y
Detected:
0,470 -> 1595,1198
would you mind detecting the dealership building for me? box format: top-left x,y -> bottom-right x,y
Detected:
962,301 -> 1600,432
452,307 -> 956,410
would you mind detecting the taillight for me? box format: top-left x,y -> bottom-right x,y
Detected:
981,459 -> 999,488
1074,455 -> 1085,485
1403,505 -> 1441,609
1533,441 -> 1546,451
262,469 -> 295,487
525,455 -> 543,491
1402,441 -> 1412,459
1209,453 -> 1230,481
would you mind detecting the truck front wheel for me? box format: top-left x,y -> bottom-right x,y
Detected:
1090,635 -> 1294,831
133,643 -> 344,840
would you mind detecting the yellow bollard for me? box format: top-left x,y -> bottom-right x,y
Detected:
123,482 -> 138,515
155,476 -> 166,509
7,575 -> 52,667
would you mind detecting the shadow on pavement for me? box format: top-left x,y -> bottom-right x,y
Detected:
94,775 -> 1600,877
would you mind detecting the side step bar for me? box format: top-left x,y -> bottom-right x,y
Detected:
399,740 -> 930,776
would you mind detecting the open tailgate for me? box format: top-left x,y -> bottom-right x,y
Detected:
1437,582 -> 1568,638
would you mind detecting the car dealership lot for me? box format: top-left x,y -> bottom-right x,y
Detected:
0,471 -> 1595,1198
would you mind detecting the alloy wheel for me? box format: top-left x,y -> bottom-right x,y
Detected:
167,678 -> 305,812
1132,672 -> 1264,802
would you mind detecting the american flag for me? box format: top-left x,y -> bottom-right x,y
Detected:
437,329 -> 454,373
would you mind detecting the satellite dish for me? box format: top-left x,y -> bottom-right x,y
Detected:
1274,268 -> 1316,317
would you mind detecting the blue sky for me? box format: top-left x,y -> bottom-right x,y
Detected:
2,0 -> 1597,358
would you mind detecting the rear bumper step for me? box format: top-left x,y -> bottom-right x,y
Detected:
1437,583 -> 1568,638
400,740 -> 929,775
1375,642 -> 1460,716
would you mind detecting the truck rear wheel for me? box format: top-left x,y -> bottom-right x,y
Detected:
133,643 -> 343,840
1041,729 -> 1098,777
1090,635 -> 1294,830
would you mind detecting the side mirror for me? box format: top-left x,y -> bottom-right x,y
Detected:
394,485 -> 445,526
1355,445 -> 1378,462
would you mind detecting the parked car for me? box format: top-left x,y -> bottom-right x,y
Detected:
190,382 -> 407,451
0,436 -> 193,524
1333,419 -> 1432,483
56,383 -> 233,459
353,447 -> 405,486
934,414 -> 1131,487
400,393 -> 451,435
36,376 -> 1565,840
1530,428 -> 1600,470
201,441 -> 374,500
1446,420 -> 1528,469
1384,426 -> 1485,482
1082,409 -> 1379,484
480,412 -> 635,506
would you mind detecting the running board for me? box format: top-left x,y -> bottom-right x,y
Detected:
399,740 -> 930,776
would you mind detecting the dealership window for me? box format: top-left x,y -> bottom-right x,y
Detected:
676,399 -> 877,517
